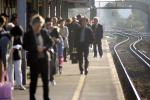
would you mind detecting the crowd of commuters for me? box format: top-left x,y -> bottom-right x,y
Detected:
0,10 -> 103,100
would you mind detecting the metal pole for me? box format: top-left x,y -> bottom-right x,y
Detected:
50,0 -> 55,17
17,0 -> 27,85
42,0 -> 47,19
32,0 -> 39,12
56,0 -> 60,18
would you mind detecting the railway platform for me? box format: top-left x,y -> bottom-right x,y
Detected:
4,39 -> 125,100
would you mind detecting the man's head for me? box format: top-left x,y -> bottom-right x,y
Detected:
0,16 -> 6,28
59,19 -> 64,27
66,18 -> 72,24
29,10 -> 38,21
45,17 -> 53,29
10,25 -> 23,39
53,17 -> 58,25
11,17 -> 17,26
72,16 -> 77,23
6,22 -> 15,31
93,17 -> 99,24
82,17 -> 88,27
77,14 -> 82,21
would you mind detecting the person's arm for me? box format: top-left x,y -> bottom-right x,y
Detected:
23,32 -> 37,51
89,28 -> 95,44
101,25 -> 103,39
1,37 -> 9,67
44,31 -> 54,50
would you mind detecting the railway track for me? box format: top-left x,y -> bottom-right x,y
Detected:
113,32 -> 150,100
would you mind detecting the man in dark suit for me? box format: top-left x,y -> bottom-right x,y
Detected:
92,17 -> 103,58
68,16 -> 80,59
74,17 -> 95,75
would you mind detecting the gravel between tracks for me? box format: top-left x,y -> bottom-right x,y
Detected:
107,34 -> 150,100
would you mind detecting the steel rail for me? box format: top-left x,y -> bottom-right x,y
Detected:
114,33 -> 141,100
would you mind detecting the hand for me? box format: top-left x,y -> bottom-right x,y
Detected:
4,67 -> 7,71
55,38 -> 59,42
37,45 -> 43,52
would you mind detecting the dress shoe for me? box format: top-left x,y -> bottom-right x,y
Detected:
100,55 -> 103,58
85,69 -> 88,75
64,60 -> 67,62
80,71 -> 84,74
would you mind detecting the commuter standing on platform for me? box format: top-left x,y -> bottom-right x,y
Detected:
58,19 -> 69,62
23,15 -> 53,100
68,16 -> 80,60
7,25 -> 26,90
74,17 -> 95,75
45,17 -> 60,86
92,17 -> 103,58
11,17 -> 17,26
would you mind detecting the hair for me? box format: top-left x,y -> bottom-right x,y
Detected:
11,17 -> 17,22
66,18 -> 72,23
30,15 -> 45,26
77,14 -> 82,19
6,22 -> 15,31
59,19 -> 64,23
93,17 -> 99,22
30,10 -> 38,15
45,17 -> 53,23
82,17 -> 88,22
0,16 -> 4,24
53,17 -> 58,21
10,25 -> 23,36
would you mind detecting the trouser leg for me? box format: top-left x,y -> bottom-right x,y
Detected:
93,43 -> 97,56
50,64 -> 54,82
7,60 -> 14,86
84,49 -> 89,70
40,59 -> 50,100
78,50 -> 83,72
69,43 -> 73,59
63,48 -> 67,60
98,41 -> 102,56
30,65 -> 39,100
14,59 -> 22,86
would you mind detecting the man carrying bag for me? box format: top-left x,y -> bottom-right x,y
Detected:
73,17 -> 95,75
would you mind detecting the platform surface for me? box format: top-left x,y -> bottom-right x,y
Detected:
1,39 -> 125,100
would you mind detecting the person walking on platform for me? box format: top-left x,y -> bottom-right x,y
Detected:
74,17 -> 95,75
53,17 -> 58,26
23,15 -> 53,100
45,17 -> 60,86
92,17 -> 103,58
58,19 -> 69,62
7,25 -> 26,90
68,16 -> 80,60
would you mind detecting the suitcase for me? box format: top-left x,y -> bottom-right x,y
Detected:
71,52 -> 78,64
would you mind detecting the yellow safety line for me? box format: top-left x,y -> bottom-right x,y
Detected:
71,75 -> 85,100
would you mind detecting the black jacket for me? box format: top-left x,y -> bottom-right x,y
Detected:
74,27 -> 95,50
13,37 -> 22,60
92,24 -> 103,43
23,29 -> 53,66
68,22 -> 80,43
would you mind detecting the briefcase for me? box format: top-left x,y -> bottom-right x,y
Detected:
71,52 -> 78,64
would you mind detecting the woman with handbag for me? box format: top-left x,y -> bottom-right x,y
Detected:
45,17 -> 60,86
23,15 -> 53,100
58,19 -> 69,62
